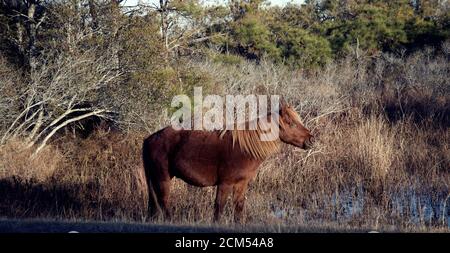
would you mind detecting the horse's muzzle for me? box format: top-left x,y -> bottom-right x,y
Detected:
303,136 -> 315,149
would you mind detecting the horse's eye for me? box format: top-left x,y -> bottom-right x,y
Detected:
290,122 -> 297,128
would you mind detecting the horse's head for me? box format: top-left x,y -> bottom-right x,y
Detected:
278,100 -> 314,149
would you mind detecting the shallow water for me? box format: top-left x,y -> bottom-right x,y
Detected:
272,187 -> 450,229
329,187 -> 450,228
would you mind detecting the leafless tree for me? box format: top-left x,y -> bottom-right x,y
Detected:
0,48 -> 122,155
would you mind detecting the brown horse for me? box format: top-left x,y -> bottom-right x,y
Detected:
142,101 -> 314,223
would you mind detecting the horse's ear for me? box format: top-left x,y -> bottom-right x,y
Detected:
279,97 -> 288,116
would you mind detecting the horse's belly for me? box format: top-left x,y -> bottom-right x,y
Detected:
172,156 -> 220,187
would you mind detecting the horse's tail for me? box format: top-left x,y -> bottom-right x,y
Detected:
142,138 -> 162,217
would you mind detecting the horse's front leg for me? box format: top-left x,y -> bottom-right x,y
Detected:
214,183 -> 232,222
232,180 -> 249,223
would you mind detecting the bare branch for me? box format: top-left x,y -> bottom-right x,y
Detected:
33,109 -> 107,155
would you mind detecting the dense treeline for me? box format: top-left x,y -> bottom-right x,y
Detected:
1,0 -> 449,69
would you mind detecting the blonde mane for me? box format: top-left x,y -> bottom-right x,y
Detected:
219,107 -> 303,160
220,125 -> 280,160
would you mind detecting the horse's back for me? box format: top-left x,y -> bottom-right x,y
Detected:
143,126 -> 180,158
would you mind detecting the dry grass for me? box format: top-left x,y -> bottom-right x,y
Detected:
0,139 -> 63,182
0,49 -> 449,232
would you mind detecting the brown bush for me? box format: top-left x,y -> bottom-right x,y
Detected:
0,129 -> 148,221
0,139 -> 63,182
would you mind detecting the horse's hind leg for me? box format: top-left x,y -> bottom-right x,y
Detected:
143,158 -> 172,220
146,179 -> 160,218
154,179 -> 172,219
146,170 -> 172,220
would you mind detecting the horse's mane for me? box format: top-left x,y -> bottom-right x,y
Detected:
219,107 -> 304,159
220,122 -> 280,160
218,107 -> 301,160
